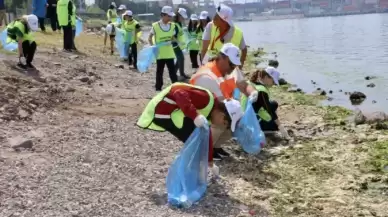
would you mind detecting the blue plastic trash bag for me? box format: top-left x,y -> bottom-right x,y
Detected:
166,126 -> 210,208
137,42 -> 169,73
233,88 -> 240,100
233,101 -> 266,154
115,29 -> 132,59
75,19 -> 83,37
0,29 -> 17,52
116,17 -> 122,24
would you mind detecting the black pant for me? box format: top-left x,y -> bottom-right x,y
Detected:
153,117 -> 195,142
49,13 -> 60,31
38,17 -> 46,32
22,41 -> 37,64
62,25 -> 73,50
259,100 -> 279,131
72,29 -> 77,50
189,50 -> 199,69
173,46 -> 186,77
155,58 -> 177,90
128,43 -> 137,68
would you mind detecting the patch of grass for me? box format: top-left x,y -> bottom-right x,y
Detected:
364,141 -> 388,173
322,105 -> 352,122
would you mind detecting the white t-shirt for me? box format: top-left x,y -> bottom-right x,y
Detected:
194,68 -> 244,98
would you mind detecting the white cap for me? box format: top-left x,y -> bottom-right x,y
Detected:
161,6 -> 175,17
199,11 -> 209,20
190,14 -> 198,21
118,4 -> 126,10
177,8 -> 188,19
111,2 -> 116,7
123,10 -> 133,16
224,99 -> 244,132
265,67 -> 280,85
24,14 -> 38,32
220,43 -> 241,66
216,4 -> 233,26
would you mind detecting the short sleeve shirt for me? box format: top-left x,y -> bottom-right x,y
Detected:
202,22 -> 246,50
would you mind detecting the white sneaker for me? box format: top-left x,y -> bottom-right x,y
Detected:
191,68 -> 197,74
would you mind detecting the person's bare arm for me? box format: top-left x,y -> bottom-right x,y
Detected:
237,80 -> 256,96
148,32 -> 154,45
104,32 -> 107,46
200,40 -> 209,63
239,47 -> 247,69
18,39 -> 23,57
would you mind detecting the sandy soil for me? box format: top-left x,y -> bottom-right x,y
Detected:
1,32 -> 387,217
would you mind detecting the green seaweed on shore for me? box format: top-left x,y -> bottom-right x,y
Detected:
364,141 -> 388,173
321,105 -> 352,122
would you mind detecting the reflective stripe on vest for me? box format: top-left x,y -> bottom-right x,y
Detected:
241,82 -> 272,122
152,21 -> 176,60
137,83 -> 214,131
57,0 -> 70,26
208,25 -> 243,58
107,9 -> 118,23
190,62 -> 236,99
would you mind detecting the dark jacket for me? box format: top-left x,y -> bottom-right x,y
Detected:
0,0 -> 5,10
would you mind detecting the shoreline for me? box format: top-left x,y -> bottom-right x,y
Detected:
0,33 -> 387,216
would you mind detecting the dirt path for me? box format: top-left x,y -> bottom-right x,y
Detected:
1,33 -> 387,217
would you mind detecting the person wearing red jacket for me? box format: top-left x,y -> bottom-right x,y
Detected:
137,83 -> 242,175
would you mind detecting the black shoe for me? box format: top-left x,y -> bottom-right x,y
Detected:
17,62 -> 27,69
213,152 -> 223,161
214,148 -> 230,157
155,88 -> 162,91
27,63 -> 35,69
182,74 -> 190,79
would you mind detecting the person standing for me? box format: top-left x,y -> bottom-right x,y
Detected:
197,11 -> 210,64
47,0 -> 60,32
148,6 -> 178,91
188,14 -> 199,74
32,0 -> 47,32
200,4 -> 247,69
107,2 -> 118,23
0,0 -> 8,27
122,10 -> 141,69
70,0 -> 78,51
57,0 -> 74,52
6,15 -> 39,69
172,8 -> 189,80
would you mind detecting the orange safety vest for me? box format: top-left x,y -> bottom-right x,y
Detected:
190,61 -> 236,99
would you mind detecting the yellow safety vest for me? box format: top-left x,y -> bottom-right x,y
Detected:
188,30 -> 199,51
122,19 -> 139,44
197,29 -> 203,51
152,21 -> 176,60
57,0 -> 70,26
137,83 -> 214,131
7,21 -> 34,43
241,82 -> 272,122
71,3 -> 76,27
173,22 -> 185,49
208,24 -> 243,58
107,9 -> 117,23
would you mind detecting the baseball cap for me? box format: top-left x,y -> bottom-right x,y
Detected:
161,6 -> 175,17
24,14 -> 38,32
178,8 -> 188,19
123,10 -> 133,16
224,99 -> 244,132
111,2 -> 116,7
220,43 -> 241,66
118,4 -> 126,10
216,4 -> 233,26
190,14 -> 198,21
199,11 -> 209,20
265,66 -> 280,85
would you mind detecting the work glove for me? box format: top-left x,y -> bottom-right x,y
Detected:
19,56 -> 26,65
278,125 -> 291,140
248,90 -> 259,102
194,115 -> 208,128
210,164 -> 220,178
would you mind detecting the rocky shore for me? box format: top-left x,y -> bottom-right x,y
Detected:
0,34 -> 387,217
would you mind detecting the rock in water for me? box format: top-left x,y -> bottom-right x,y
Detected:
278,78 -> 288,85
365,111 -> 388,124
349,91 -> 366,104
366,83 -> 375,88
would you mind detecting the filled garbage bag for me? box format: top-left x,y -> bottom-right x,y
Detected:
137,42 -> 169,73
0,29 -> 17,52
233,101 -> 266,154
75,19 -> 83,37
166,126 -> 210,208
115,28 -> 132,59
116,17 -> 122,25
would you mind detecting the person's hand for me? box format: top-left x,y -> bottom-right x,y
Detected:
278,125 -> 291,140
194,115 -> 208,128
210,164 -> 220,178
248,90 -> 259,102
19,56 -> 26,65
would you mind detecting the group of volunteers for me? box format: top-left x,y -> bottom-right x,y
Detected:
3,0 -> 80,69
137,4 -> 291,175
